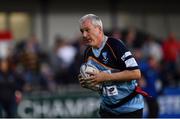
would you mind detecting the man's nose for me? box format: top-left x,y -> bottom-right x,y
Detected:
83,31 -> 87,37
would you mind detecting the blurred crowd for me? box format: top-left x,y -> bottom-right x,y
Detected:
0,27 -> 179,117
0,28 -> 180,93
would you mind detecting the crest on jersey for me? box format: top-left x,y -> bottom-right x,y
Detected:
102,52 -> 108,64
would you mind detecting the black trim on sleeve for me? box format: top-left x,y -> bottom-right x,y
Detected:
124,55 -> 133,61
126,66 -> 139,70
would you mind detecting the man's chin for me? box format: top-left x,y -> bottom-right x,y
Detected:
83,42 -> 92,46
85,43 -> 91,46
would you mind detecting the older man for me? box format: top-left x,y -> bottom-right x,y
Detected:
78,14 -> 145,118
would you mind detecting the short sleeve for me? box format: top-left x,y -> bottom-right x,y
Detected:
114,40 -> 139,70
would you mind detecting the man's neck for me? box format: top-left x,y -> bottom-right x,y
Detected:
94,34 -> 104,49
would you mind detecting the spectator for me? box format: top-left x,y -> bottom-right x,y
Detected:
50,36 -> 77,85
162,32 -> 179,63
142,35 -> 163,63
123,28 -> 137,51
135,50 -> 160,118
0,58 -> 24,117
40,62 -> 56,92
162,32 -> 180,86
111,28 -> 122,40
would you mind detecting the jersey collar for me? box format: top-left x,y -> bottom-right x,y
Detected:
92,35 -> 108,57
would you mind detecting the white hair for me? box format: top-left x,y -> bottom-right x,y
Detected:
79,14 -> 103,30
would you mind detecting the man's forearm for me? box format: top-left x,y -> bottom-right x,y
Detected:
106,69 -> 141,82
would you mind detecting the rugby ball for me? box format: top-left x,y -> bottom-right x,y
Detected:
79,63 -> 101,91
80,63 -> 99,78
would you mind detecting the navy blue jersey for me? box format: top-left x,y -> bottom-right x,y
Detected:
83,36 -> 144,114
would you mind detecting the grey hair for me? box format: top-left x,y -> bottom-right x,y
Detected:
79,14 -> 103,30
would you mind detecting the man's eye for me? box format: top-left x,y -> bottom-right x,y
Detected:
80,29 -> 83,33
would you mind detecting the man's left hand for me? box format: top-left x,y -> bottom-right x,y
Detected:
85,71 -> 110,86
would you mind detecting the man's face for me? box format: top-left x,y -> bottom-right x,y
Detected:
80,20 -> 101,47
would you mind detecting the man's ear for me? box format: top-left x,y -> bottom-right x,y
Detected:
99,26 -> 102,31
98,26 -> 102,33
